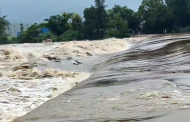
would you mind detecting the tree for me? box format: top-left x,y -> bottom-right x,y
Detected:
59,30 -> 79,41
59,13 -> 84,41
0,15 -> 11,44
46,12 -> 72,36
71,13 -> 83,32
94,0 -> 108,39
138,0 -> 174,34
166,0 -> 190,27
95,0 -> 106,8
109,5 -> 140,33
36,32 -> 58,42
83,0 -> 107,40
0,15 -> 10,36
70,13 -> 83,40
106,13 -> 130,38
17,23 -> 59,43
17,23 -> 44,43
83,6 -> 96,39
46,15 -> 65,36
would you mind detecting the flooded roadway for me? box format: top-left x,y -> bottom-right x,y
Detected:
14,34 -> 190,122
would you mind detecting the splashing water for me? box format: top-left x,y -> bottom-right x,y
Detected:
13,35 -> 190,122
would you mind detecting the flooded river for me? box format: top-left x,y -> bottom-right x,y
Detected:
14,34 -> 190,122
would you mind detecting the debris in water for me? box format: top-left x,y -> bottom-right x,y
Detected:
72,60 -> 83,65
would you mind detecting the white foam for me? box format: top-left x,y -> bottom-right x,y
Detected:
0,75 -> 89,122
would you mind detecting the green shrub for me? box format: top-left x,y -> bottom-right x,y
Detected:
0,36 -> 11,44
58,30 -> 82,41
36,32 -> 58,42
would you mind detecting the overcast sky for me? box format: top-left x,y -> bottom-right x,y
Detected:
0,0 -> 142,23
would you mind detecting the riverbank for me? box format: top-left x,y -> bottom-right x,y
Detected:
0,37 -> 147,122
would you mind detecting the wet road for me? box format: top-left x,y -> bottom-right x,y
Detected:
14,34 -> 190,122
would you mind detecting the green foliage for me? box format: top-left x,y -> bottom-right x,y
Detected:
83,6 -> 97,39
3,0 -> 190,45
46,12 -> 73,36
15,1 -> 134,43
106,5 -> 138,38
36,32 -> 58,42
0,35 -> 17,45
71,14 -> 83,31
83,0 -> 108,40
0,36 -> 11,44
8,36 -> 17,44
94,0 -> 106,8
166,0 -> 190,27
0,16 -> 11,44
46,15 -> 65,36
70,13 -> 83,40
106,13 -> 130,38
17,23 -> 43,43
59,30 -> 79,41
109,5 -> 140,31
137,0 -> 174,34
0,16 -> 10,36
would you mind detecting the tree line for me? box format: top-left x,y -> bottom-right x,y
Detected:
0,0 -> 190,44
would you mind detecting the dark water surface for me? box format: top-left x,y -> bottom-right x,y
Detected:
14,34 -> 190,122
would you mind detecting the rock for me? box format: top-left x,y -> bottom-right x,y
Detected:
73,50 -> 80,54
12,63 -> 32,71
66,57 -> 72,60
12,61 -> 38,71
27,53 -> 36,59
0,72 -> 3,77
0,84 -> 9,90
54,60 -> 62,63
47,95 -> 53,98
42,39 -> 52,44
8,87 -> 22,95
0,100 -> 10,104
43,55 -> 61,61
41,73 -> 54,78
49,87 -> 58,91
86,52 -> 92,56
72,60 -> 83,65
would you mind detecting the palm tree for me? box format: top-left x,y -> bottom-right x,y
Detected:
0,15 -> 10,36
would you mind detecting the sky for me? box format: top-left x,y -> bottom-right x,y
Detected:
0,0 -> 142,23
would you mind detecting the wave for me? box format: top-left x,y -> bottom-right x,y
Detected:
14,34 -> 190,122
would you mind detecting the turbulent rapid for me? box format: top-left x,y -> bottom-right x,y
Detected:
14,34 -> 190,122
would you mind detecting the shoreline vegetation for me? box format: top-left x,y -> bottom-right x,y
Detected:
2,0 -> 190,45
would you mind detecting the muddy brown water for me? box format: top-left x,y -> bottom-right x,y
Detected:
14,35 -> 190,122
37,54 -> 108,73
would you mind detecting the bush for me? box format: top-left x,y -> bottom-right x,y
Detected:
58,30 -> 83,41
105,28 -> 131,39
8,37 -> 17,44
105,28 -> 120,38
16,31 -> 37,43
0,36 -> 11,44
36,32 -> 58,42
